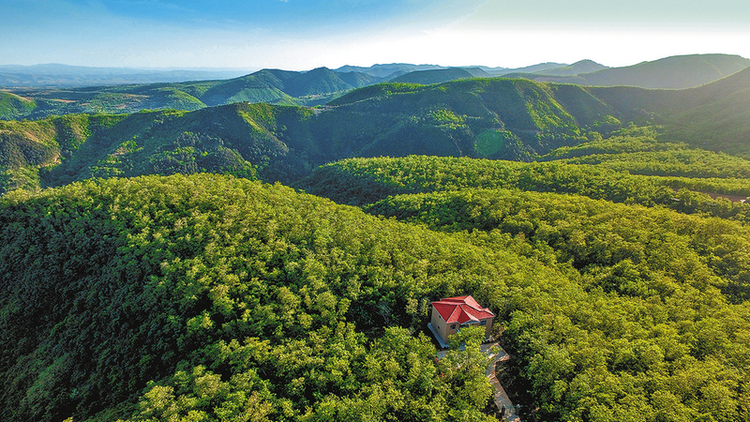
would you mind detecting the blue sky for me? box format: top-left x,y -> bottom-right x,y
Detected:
2,0 -> 750,70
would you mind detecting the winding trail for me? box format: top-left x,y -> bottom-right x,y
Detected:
482,343 -> 520,421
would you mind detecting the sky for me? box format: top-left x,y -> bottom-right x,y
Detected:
2,0 -> 750,70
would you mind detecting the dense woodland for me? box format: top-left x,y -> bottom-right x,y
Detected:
2,59 -> 750,421
1,175 -> 509,421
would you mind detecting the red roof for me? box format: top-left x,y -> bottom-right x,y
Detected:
431,295 -> 495,324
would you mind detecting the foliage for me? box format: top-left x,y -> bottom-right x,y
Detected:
0,166 -> 42,194
368,187 -> 750,300
660,68 -> 750,157
4,68 -> 750,191
300,155 -> 750,223
546,131 -> 750,179
5,148 -> 750,421
3,62 -> 750,162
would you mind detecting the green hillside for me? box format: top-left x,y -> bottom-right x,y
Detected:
582,67 -> 750,155
0,91 -> 36,119
0,113 -> 132,192
3,61 -> 750,421
3,55 -> 748,122
0,87 -> 207,119
0,107 -> 265,193
327,78 -> 599,159
299,152 -> 750,221
39,104 -> 308,186
365,185 -> 750,421
140,87 -> 207,110
656,67 -> 750,156
152,67 -> 382,105
197,69 -> 302,106
325,69 -> 750,159
293,145 -> 750,420
542,128 -> 750,178
5,48 -> 750,422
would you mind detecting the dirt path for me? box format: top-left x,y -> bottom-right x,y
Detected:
482,343 -> 520,421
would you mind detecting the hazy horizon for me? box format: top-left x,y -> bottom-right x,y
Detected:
2,0 -> 749,71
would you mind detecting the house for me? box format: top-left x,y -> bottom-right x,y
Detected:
429,295 -> 495,348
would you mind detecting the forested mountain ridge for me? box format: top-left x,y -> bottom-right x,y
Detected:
0,78 -> 600,192
298,151 -> 750,221
583,66 -> 750,155
0,91 -> 36,119
364,185 -> 750,421
196,67 -> 384,106
4,69 -> 750,194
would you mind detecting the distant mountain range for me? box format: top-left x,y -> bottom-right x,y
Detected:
334,62 -> 567,78
530,59 -> 609,76
389,68 -> 486,84
515,54 -> 750,89
0,67 -> 385,119
0,64 -> 253,88
1,54 -> 747,121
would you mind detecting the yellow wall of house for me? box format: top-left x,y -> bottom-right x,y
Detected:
430,306 -> 450,342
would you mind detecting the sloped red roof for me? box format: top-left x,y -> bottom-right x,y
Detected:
431,295 -> 495,324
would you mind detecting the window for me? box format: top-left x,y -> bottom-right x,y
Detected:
450,324 -> 456,330
480,320 -> 487,325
